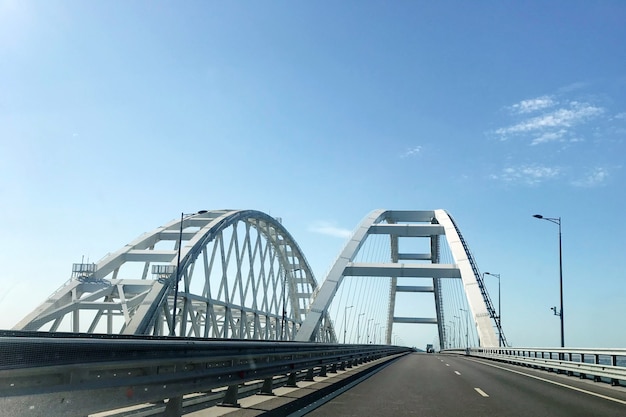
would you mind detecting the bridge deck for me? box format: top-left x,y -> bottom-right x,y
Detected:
303,353 -> 626,417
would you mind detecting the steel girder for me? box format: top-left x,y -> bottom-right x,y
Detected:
294,209 -> 500,347
14,210 -> 336,341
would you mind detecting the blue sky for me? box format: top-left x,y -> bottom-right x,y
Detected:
1,1 -> 625,348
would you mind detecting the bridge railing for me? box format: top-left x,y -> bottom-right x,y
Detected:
461,347 -> 626,386
0,330 -> 411,417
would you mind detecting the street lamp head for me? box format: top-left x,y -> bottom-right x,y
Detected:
533,214 -> 544,219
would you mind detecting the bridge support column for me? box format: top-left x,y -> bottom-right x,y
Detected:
220,384 -> 241,407
611,355 -> 619,386
259,378 -> 275,396
286,372 -> 298,387
163,396 -> 183,417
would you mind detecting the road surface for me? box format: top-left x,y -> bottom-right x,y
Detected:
304,353 -> 626,416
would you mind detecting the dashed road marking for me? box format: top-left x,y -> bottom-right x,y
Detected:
474,387 -> 489,397
471,359 -> 626,405
445,363 -> 450,367
454,371 -> 461,375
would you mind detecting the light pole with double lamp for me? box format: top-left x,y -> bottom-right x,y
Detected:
459,308 -> 469,349
484,272 -> 502,347
171,210 -> 207,336
343,305 -> 353,344
533,214 -> 564,348
357,312 -> 365,343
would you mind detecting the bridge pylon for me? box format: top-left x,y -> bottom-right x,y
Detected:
295,209 -> 504,348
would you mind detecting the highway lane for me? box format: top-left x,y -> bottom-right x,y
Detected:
303,353 -> 626,416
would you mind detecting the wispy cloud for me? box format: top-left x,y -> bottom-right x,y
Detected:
510,95 -> 556,114
309,221 -> 352,238
400,146 -> 422,158
571,167 -> 610,187
496,101 -> 604,141
530,129 -> 568,146
490,165 -> 561,185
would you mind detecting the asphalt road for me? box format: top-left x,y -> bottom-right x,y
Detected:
304,353 -> 626,416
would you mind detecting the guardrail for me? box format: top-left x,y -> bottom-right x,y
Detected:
449,347 -> 626,386
0,330 -> 411,417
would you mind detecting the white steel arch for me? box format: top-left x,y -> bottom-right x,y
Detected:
15,210 -> 336,341
295,209 -> 501,347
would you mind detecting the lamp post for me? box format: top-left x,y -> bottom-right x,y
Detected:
449,320 -> 456,348
484,272 -> 502,347
357,313 -> 365,343
460,308 -> 469,349
454,316 -> 461,349
367,318 -> 373,343
533,214 -> 564,347
343,305 -> 353,344
281,270 -> 287,340
170,210 -> 207,336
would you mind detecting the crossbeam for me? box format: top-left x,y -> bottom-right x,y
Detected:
343,263 -> 461,278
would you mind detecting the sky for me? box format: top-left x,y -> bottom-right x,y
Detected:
1,1 -> 625,348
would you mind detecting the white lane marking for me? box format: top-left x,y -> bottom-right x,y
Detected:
474,387 -> 489,397
445,363 -> 450,367
454,371 -> 461,375
473,359 -> 626,405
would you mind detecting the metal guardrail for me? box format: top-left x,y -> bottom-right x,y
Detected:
454,347 -> 626,386
0,331 -> 412,417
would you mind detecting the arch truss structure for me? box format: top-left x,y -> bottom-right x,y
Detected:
15,210 -> 336,342
295,209 -> 506,348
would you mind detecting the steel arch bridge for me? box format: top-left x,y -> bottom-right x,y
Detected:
15,210 -> 336,342
15,209 -> 505,347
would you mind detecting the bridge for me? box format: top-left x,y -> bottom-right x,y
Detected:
2,209 -> 625,416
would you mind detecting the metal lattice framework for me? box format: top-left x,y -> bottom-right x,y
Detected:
15,210 -> 337,342
295,209 -> 504,347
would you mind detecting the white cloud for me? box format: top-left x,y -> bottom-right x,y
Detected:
309,221 -> 352,238
558,81 -> 588,93
495,99 -> 605,147
510,96 -> 556,114
497,102 -> 603,137
571,167 -> 610,187
531,129 -> 567,146
491,165 -> 561,185
400,146 -> 422,158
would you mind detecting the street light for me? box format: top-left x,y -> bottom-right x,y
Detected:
343,305 -> 353,344
171,210 -> 208,336
449,320 -> 456,348
281,270 -> 287,341
367,318 -> 373,343
357,313 -> 365,343
460,308 -> 469,349
454,316 -> 461,349
533,214 -> 564,347
484,272 -> 502,347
